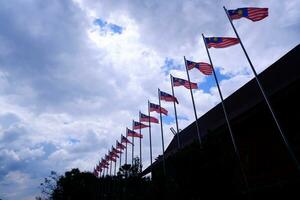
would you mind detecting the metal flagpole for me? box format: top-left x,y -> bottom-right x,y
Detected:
114,159 -> 116,176
158,88 -> 166,176
125,130 -> 128,165
110,159 -> 112,176
184,57 -> 202,146
139,111 -> 143,171
202,33 -> 250,193
148,100 -> 153,176
119,139 -> 122,169
106,163 -> 109,176
118,150 -> 121,173
132,121 -> 135,166
170,74 -> 181,149
223,6 -> 300,171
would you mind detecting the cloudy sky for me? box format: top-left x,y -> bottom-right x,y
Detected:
0,0 -> 299,199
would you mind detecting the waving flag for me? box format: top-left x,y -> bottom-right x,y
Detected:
133,121 -> 149,130
205,37 -> 239,48
149,102 -> 168,115
101,159 -> 109,168
96,165 -> 101,171
121,135 -> 132,144
112,146 -> 122,154
127,128 -> 143,138
109,151 -> 119,158
228,7 -> 268,22
159,90 -> 179,104
172,76 -> 198,89
186,60 -> 213,75
116,141 -> 126,149
109,155 -> 117,162
93,168 -> 99,176
140,113 -> 159,123
105,155 -> 111,162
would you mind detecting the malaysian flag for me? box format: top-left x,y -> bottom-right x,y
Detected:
140,113 -> 159,123
108,155 -> 117,162
127,128 -> 143,138
109,151 -> 119,158
205,37 -> 239,48
101,158 -> 109,165
93,168 -> 99,176
112,146 -> 122,154
121,135 -> 132,144
186,60 -> 213,75
101,159 -> 109,168
159,90 -> 179,104
133,121 -> 149,130
149,102 -> 168,115
96,165 -> 101,171
228,7 -> 268,22
105,155 -> 111,163
116,141 -> 126,149
172,76 -> 198,89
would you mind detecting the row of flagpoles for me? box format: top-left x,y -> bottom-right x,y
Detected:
93,6 -> 300,184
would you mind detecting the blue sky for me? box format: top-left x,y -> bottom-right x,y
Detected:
0,0 -> 299,199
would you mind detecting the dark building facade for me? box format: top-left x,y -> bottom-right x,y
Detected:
142,44 -> 300,199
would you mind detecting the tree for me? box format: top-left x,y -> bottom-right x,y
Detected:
37,171 -> 59,200
118,157 -> 140,177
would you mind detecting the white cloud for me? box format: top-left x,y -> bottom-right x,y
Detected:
0,0 -> 299,199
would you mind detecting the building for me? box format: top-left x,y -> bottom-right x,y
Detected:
142,44 -> 300,199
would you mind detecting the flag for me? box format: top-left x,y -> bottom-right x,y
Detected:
133,121 -> 149,130
140,113 -> 159,123
149,102 -> 168,115
159,90 -> 179,104
228,7 -> 268,22
112,146 -> 122,154
127,128 -> 143,138
121,135 -> 133,145
101,158 -> 109,165
93,168 -> 98,176
186,60 -> 213,75
116,141 -> 126,149
105,155 -> 110,162
96,165 -> 101,171
205,37 -> 239,48
101,159 -> 109,168
109,151 -> 119,158
109,156 -> 117,162
172,76 -> 198,89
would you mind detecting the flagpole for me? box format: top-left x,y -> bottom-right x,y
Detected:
106,162 -> 109,176
170,74 -> 181,149
119,139 -> 122,170
107,164 -> 109,176
132,121 -> 135,166
139,111 -> 143,171
148,100 -> 153,176
184,57 -> 202,146
223,6 -> 300,171
114,159 -> 116,176
202,33 -> 250,193
158,88 -> 166,176
110,159 -> 112,176
125,131 -> 128,165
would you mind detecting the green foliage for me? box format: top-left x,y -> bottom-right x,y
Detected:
37,134 -> 300,200
118,157 -> 141,178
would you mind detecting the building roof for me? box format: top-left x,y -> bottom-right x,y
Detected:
142,44 -> 300,176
